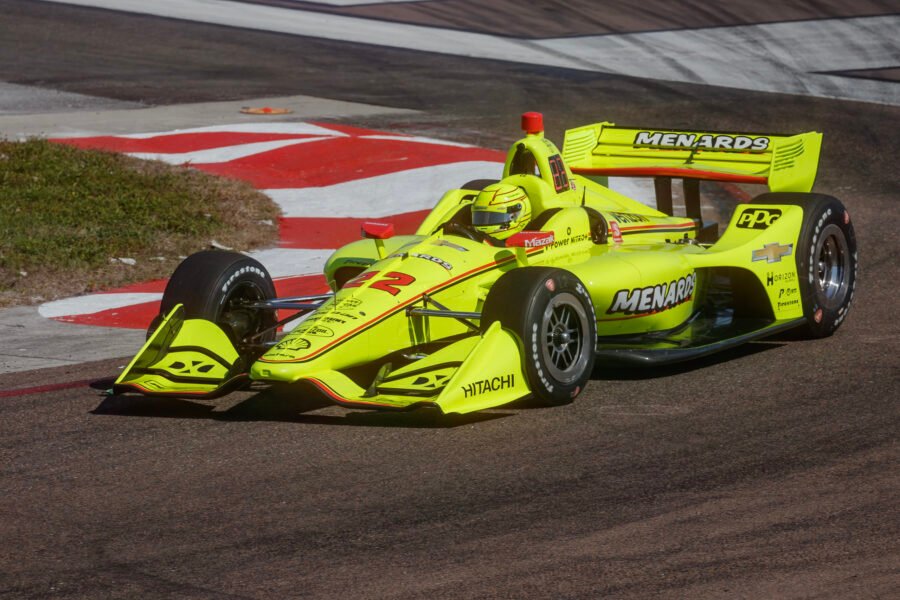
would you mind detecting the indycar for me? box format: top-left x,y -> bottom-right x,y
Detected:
114,112 -> 857,413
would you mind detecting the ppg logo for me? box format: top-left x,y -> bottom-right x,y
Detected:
736,208 -> 782,229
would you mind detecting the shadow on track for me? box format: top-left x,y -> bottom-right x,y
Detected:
88,340 -> 784,426
593,340 -> 785,381
90,381 -> 511,428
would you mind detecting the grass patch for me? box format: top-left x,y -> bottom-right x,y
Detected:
0,139 -> 280,307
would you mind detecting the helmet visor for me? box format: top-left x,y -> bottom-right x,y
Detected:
472,204 -> 522,226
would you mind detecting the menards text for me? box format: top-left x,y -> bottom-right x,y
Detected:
634,131 -> 770,151
607,273 -> 697,315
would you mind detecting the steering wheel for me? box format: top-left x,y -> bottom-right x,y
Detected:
442,221 -> 484,242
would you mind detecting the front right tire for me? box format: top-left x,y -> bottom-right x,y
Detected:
482,267 -> 596,405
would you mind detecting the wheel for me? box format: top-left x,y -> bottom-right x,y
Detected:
750,193 -> 858,338
152,250 -> 277,347
482,267 -> 596,405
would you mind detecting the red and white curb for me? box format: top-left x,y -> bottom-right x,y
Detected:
38,121 -> 652,330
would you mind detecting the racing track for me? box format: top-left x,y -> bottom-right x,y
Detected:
1,1 -> 899,598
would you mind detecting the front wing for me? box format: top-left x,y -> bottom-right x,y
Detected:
114,307 -> 532,414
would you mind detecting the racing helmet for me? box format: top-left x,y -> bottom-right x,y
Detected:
471,183 -> 532,240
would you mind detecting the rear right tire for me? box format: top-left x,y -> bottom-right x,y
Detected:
750,193 -> 858,337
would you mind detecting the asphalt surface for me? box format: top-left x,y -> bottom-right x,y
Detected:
1,1 -> 899,598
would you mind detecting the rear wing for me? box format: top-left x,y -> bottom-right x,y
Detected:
562,122 -> 822,193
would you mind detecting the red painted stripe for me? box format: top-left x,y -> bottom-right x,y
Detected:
50,274 -> 329,330
278,210 -> 430,248
54,301 -> 161,329
274,274 -> 330,297
574,166 -> 767,184
194,138 -> 505,189
0,379 -> 93,398
53,132 -> 323,154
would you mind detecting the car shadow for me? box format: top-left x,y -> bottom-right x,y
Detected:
592,340 -> 785,381
90,381 -> 511,429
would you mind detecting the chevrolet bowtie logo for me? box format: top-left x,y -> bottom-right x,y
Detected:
752,242 -> 793,264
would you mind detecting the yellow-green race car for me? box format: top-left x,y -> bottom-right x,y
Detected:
114,113 -> 857,414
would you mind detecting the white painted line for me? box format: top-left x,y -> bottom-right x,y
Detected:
359,134 -> 476,148
537,16 -> 900,105
127,136 -> 332,164
298,0 -> 422,5
38,293 -> 163,318
54,121 -> 348,139
265,161 -> 502,218
247,248 -> 336,278
40,0 -> 900,105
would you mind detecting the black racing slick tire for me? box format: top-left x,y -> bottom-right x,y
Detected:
751,193 -> 858,338
482,267 -> 596,406
152,250 -> 277,346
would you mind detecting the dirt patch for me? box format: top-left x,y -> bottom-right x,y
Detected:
0,139 -> 280,307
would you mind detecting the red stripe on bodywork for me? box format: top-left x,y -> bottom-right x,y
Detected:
618,222 -> 696,233
574,166 -> 767,184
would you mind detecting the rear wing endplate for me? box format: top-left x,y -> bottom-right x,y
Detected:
562,122 -> 822,193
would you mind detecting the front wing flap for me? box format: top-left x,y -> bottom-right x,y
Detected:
306,321 -> 531,414
114,305 -> 248,397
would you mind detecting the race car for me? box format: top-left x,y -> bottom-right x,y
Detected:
114,112 -> 857,414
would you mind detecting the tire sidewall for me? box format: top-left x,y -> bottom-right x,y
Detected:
750,193 -> 858,337
484,267 -> 596,405
157,251 -> 277,344
795,199 -> 858,337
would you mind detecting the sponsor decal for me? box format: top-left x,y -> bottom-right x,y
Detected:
547,154 -> 569,192
292,324 -> 334,338
341,258 -> 376,268
550,232 -> 591,250
411,253 -> 453,271
737,208 -> 781,229
778,287 -> 799,299
460,374 -> 515,398
752,242 -> 793,264
777,298 -> 800,311
607,272 -> 697,316
344,270 -> 417,296
274,336 -> 311,351
766,271 -> 796,286
304,314 -> 348,325
432,239 -> 469,252
633,131 -> 770,151
220,266 -> 266,298
610,221 -> 623,244
336,297 -> 362,310
609,212 -> 650,224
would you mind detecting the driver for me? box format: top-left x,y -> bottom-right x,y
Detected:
471,183 -> 532,240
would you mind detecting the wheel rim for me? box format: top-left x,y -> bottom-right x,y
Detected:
218,282 -> 269,342
814,224 -> 851,310
541,292 -> 591,384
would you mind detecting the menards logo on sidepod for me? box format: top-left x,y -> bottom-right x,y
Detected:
607,273 -> 697,316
